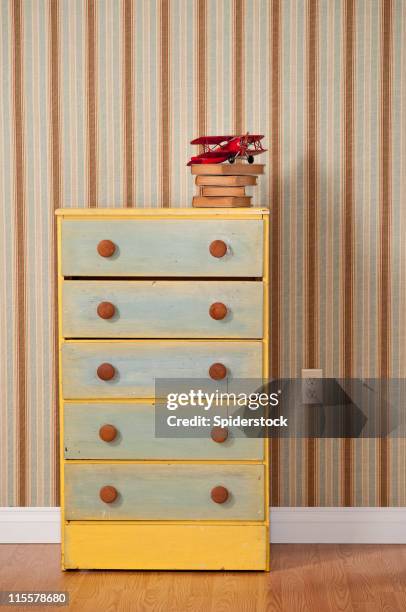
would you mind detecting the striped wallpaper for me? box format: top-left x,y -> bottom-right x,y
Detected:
0,0 -> 405,507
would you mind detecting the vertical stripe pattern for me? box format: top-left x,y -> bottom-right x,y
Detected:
342,0 -> 355,507
123,0 -> 134,207
233,0 -> 244,134
0,0 -> 405,507
160,0 -> 170,207
196,0 -> 207,144
305,0 -> 319,508
49,0 -> 60,502
269,0 -> 281,507
378,0 -> 393,507
86,0 -> 97,206
11,0 -> 27,507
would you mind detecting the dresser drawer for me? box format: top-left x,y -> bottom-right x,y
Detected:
62,280 -> 263,339
64,523 -> 267,570
61,219 -> 263,277
63,402 -> 264,460
64,464 -> 265,521
61,340 -> 263,398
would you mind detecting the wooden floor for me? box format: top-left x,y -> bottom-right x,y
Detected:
1,544 -> 406,611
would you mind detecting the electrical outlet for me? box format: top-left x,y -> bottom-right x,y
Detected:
301,368 -> 323,404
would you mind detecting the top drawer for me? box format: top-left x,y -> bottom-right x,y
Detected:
61,219 -> 264,277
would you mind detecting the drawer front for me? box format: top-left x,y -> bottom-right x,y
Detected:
61,219 -> 263,277
64,523 -> 267,570
64,464 -> 264,521
64,402 -> 264,460
61,340 -> 263,398
62,280 -> 263,339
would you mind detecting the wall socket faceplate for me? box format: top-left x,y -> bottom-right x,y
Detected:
301,369 -> 323,404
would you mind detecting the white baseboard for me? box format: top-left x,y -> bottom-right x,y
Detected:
271,507 -> 406,543
0,508 -> 60,543
1,507 -> 405,544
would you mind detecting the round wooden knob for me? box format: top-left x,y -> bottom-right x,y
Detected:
211,426 -> 229,443
97,363 -> 115,381
99,424 -> 117,442
209,362 -> 227,380
209,240 -> 227,258
99,485 -> 118,504
209,302 -> 228,320
97,301 -> 115,319
211,486 -> 229,504
97,239 -> 116,258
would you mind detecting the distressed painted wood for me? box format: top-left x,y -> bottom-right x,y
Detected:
58,207 -> 270,571
63,402 -> 264,460
64,463 -> 264,521
61,219 -> 263,277
61,340 -> 263,398
63,523 -> 267,570
56,207 -> 268,217
62,280 -> 263,338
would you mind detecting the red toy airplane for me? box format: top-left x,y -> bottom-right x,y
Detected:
187,133 -> 266,165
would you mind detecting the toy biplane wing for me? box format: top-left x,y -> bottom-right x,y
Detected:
190,136 -> 234,145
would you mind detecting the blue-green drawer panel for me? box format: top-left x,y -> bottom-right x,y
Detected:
62,280 -> 263,339
61,219 -> 263,277
64,402 -> 264,460
64,463 -> 265,521
61,340 -> 263,399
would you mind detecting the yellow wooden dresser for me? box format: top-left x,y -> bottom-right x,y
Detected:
56,207 -> 270,570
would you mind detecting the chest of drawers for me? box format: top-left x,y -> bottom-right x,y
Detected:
57,207 -> 270,571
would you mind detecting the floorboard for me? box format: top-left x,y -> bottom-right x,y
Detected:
0,544 -> 405,611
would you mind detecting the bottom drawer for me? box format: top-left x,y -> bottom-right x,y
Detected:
64,463 -> 265,521
63,523 -> 268,570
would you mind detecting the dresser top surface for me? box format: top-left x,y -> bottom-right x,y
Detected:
55,207 -> 269,218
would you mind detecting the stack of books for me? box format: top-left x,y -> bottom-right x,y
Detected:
190,163 -> 265,207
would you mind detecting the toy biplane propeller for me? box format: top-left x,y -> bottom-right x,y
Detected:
187,133 -> 266,165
